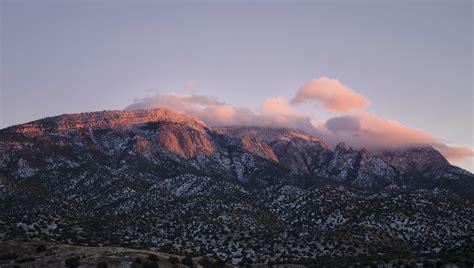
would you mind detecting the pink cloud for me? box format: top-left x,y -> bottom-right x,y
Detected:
319,113 -> 473,167
260,97 -> 302,117
127,93 -> 245,126
434,143 -> 474,162
126,80 -> 473,171
126,93 -> 315,131
127,93 -> 224,112
315,113 -> 434,150
356,113 -> 435,149
291,77 -> 370,112
199,105 -> 239,126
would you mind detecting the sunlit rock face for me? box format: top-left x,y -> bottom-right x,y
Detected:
157,125 -> 215,158
134,136 -> 151,154
239,135 -> 279,163
4,108 -> 207,136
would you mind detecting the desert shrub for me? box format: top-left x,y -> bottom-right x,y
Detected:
239,257 -> 252,266
168,256 -> 180,264
143,261 -> 160,268
16,257 -> 36,263
198,256 -> 210,266
181,256 -> 193,266
65,256 -> 80,268
96,261 -> 108,268
36,244 -> 47,253
0,253 -> 18,260
215,257 -> 226,268
160,243 -> 173,252
148,254 -> 159,262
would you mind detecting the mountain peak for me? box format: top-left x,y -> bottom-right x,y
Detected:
335,142 -> 347,152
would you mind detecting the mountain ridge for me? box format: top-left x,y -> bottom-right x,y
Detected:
1,108 -> 473,264
2,108 -> 465,170
1,108 -> 472,188
1,108 -> 208,135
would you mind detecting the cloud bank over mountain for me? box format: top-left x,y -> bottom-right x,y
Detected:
126,77 -> 473,169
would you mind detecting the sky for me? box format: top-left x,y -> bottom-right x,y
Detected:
1,0 -> 473,170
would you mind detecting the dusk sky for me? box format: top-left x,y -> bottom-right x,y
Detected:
1,1 -> 473,170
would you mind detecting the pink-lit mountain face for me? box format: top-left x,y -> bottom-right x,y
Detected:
2,108 -> 470,189
1,108 -> 473,263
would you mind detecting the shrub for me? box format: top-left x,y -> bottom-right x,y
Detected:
0,253 -> 18,261
36,244 -> 47,253
215,258 -> 226,268
16,257 -> 36,263
239,257 -> 252,266
148,254 -> 159,262
143,261 -> 160,268
168,256 -> 180,264
96,261 -> 108,268
198,256 -> 210,267
65,256 -> 80,268
181,256 -> 193,266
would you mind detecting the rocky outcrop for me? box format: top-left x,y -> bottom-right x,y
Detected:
216,126 -> 331,174
240,135 -> 279,162
157,126 -> 215,158
378,147 -> 450,174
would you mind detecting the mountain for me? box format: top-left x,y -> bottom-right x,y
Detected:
1,108 -> 473,265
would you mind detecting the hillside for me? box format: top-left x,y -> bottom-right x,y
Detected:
0,108 -> 473,265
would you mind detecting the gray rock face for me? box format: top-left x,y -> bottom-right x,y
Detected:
378,147 -> 450,174
217,129 -> 404,189
216,126 -> 331,175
